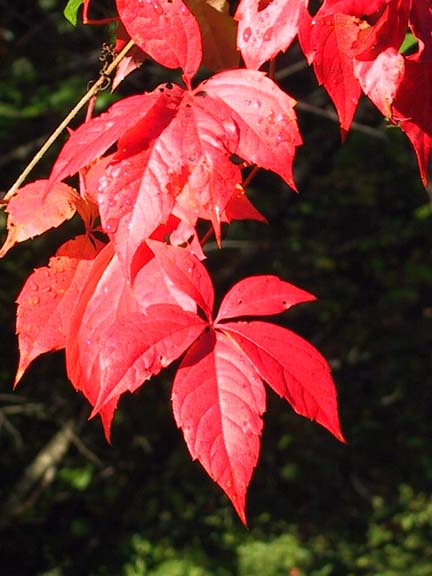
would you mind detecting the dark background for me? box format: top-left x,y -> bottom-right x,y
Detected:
1,1 -> 432,574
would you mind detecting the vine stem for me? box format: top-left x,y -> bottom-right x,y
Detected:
3,39 -> 135,202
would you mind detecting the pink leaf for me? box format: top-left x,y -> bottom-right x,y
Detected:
203,69 -> 302,190
0,181 -> 79,257
216,275 -> 315,322
236,0 -> 307,71
172,329 -> 266,524
220,321 -> 345,442
355,47 -> 404,117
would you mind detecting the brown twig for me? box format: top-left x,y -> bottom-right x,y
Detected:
3,39 -> 135,201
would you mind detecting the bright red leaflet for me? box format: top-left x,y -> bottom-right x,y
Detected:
217,321 -> 345,443
14,234 -> 104,387
215,274 -> 315,321
299,7 -> 363,137
116,0 -> 202,84
172,329 -> 266,525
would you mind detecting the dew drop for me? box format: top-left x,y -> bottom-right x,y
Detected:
275,133 -> 284,144
243,27 -> 252,43
245,98 -> 253,106
253,100 -> 261,109
105,218 -> 118,234
153,1 -> 163,15
31,296 -> 40,305
109,198 -> 116,208
263,27 -> 273,42
103,286 -> 109,294
311,18 -> 316,26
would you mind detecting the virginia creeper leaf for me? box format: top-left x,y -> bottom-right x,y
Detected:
299,10 -> 363,137
66,242 -> 115,399
354,47 -> 404,117
0,180 -> 79,258
353,0 -> 411,60
392,53 -> 432,186
172,329 -> 266,524
113,22 -> 147,90
92,304 -> 207,417
49,89 -> 178,187
116,0 -> 202,82
219,321 -> 345,442
202,69 -> 302,190
215,275 -> 316,322
147,240 -> 214,320
15,234 -> 104,386
236,0 -> 306,71
222,185 -> 267,223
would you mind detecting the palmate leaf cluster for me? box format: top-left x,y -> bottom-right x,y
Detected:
1,0 -> 432,574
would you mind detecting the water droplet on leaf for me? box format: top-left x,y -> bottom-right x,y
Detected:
243,27 -> 252,43
263,28 -> 273,42
105,218 -> 118,234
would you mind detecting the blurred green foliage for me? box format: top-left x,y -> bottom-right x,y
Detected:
1,1 -> 432,575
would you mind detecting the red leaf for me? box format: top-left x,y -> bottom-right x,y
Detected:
410,0 -> 432,55
220,321 -> 345,442
67,251 -> 141,400
49,89 -> 177,186
353,0 -> 411,61
147,240 -> 214,319
116,0 -> 202,82
66,243 -> 116,397
14,234 -> 104,386
300,10 -> 362,136
236,0 -> 306,70
91,304 -> 206,418
133,255 -> 198,314
172,329 -> 266,524
0,180 -> 79,258
168,92 -> 243,242
113,22 -> 146,90
392,52 -> 432,186
215,275 -> 316,322
222,185 -> 267,223
202,69 -> 302,190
